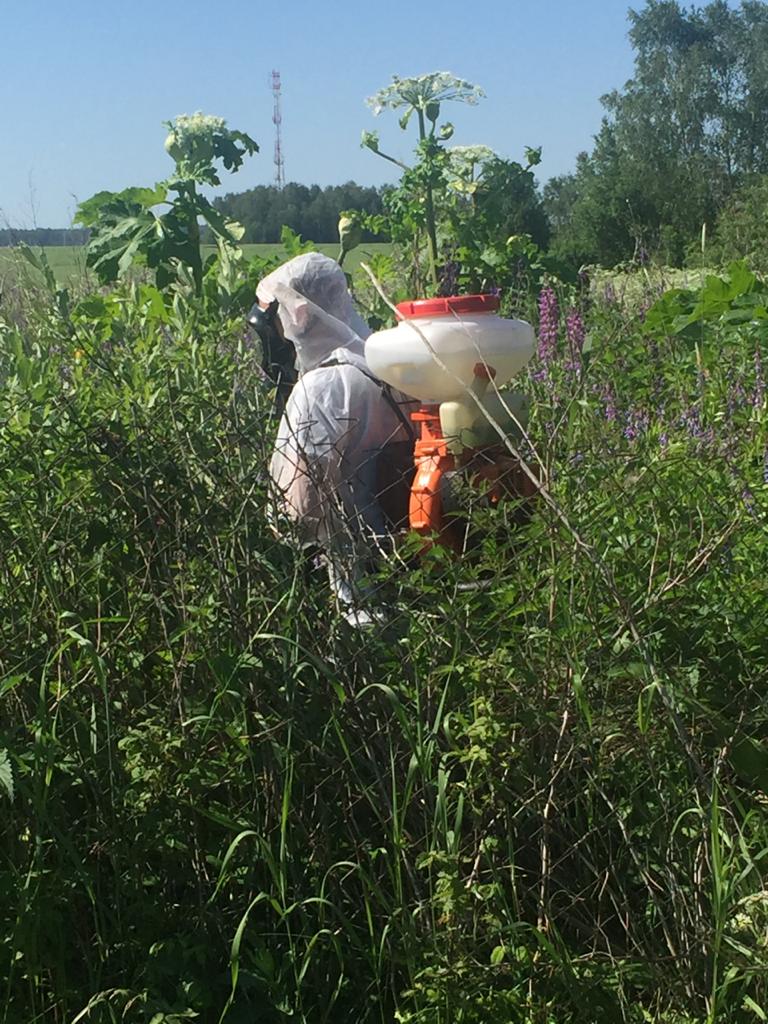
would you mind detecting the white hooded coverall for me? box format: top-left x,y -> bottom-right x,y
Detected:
257,253 -> 416,609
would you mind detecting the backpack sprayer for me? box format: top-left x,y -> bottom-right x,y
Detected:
366,294 -> 538,550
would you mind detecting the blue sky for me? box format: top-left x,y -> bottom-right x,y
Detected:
2,0 -> 638,227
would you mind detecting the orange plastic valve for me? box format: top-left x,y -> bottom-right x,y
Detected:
408,405 -> 457,549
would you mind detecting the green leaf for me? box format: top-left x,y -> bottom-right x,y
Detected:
0,676 -> 26,699
75,184 -> 167,226
280,225 -> 316,257
17,244 -> 57,290
197,199 -> 238,243
729,734 -> 768,790
637,682 -> 657,734
361,130 -> 380,153
725,260 -> 757,298
0,750 -> 14,802
398,109 -> 414,131
644,288 -> 693,336
744,996 -> 768,1021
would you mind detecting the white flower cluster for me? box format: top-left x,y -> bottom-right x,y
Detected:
449,145 -> 497,169
446,145 -> 498,193
728,889 -> 768,948
367,72 -> 484,116
164,112 -> 227,168
169,112 -> 226,138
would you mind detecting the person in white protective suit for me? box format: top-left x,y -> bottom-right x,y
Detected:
253,253 -> 417,625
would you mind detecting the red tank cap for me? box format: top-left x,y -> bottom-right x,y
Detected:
395,293 -> 500,319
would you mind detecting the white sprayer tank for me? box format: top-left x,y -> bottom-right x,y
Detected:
365,294 -> 535,403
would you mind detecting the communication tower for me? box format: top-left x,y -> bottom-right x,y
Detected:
271,70 -> 285,190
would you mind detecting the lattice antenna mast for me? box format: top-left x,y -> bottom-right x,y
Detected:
271,70 -> 285,190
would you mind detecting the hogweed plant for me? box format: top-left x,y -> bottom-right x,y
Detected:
357,71 -> 559,302
363,72 -> 481,290
75,112 -> 258,297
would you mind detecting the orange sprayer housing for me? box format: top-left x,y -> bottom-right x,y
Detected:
408,405 -> 455,547
408,404 -> 540,551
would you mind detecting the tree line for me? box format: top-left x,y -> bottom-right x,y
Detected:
212,182 -> 386,243
0,228 -> 89,247
544,0 -> 768,268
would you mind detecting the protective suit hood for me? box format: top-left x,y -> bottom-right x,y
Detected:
256,252 -> 371,373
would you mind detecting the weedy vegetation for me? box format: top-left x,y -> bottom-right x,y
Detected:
1,75 -> 768,1024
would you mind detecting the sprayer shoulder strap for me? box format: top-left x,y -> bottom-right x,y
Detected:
320,358 -> 416,441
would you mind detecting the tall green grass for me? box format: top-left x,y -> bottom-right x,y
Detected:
1,265 -> 767,1023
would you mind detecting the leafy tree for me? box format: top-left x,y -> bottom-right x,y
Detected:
546,0 -> 768,267
703,174 -> 768,271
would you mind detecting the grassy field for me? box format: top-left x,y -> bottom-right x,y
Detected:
0,245 -> 719,315
2,249 -> 768,1022
0,241 -> 393,286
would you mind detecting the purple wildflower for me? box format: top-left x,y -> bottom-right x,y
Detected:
241,327 -> 259,352
754,345 -> 765,411
742,487 -> 757,517
537,286 -> 559,365
719,427 -> 738,463
565,307 -> 585,374
601,384 -> 618,422
623,408 -> 649,441
698,426 -> 716,452
602,282 -> 617,306
727,380 -> 746,419
680,405 -> 703,439
696,364 -> 707,400
764,448 -> 768,485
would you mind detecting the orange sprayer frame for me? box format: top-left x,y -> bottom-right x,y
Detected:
409,365 -> 496,544
408,402 -> 538,551
408,405 -> 455,547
